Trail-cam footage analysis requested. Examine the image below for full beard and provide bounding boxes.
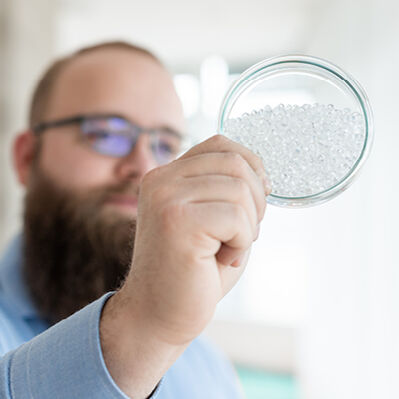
[23,167,137,324]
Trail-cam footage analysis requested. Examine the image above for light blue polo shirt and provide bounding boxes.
[0,236,243,398]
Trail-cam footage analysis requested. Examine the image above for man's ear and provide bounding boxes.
[13,130,37,187]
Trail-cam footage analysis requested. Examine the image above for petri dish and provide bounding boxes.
[218,55,374,207]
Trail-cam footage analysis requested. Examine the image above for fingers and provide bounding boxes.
[187,201,254,264]
[169,151,268,223]
[174,174,258,230]
[179,135,269,190]
[216,245,244,267]
[142,134,270,268]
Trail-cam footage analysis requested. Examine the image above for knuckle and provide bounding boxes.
[232,203,246,222]
[260,193,267,209]
[211,134,229,146]
[142,166,161,188]
[226,152,246,172]
[233,177,250,198]
[231,152,245,163]
[253,154,265,173]
[231,205,254,247]
[258,198,267,221]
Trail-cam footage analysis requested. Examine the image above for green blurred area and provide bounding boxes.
[235,366,298,399]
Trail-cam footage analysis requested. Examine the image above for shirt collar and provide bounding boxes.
[0,234,39,319]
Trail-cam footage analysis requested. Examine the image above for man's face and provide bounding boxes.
[21,49,185,322]
[38,48,185,216]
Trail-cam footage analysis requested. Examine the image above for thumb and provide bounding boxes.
[216,244,247,267]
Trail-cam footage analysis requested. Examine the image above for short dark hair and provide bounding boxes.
[29,41,162,128]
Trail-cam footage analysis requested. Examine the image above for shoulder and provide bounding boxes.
[0,296,27,356]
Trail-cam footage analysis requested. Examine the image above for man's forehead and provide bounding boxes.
[55,48,168,94]
[69,47,162,72]
[45,48,184,132]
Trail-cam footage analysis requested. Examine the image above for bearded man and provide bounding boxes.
[0,41,270,398]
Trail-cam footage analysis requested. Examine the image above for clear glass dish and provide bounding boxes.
[218,55,374,207]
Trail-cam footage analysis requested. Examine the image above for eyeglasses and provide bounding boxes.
[33,114,185,165]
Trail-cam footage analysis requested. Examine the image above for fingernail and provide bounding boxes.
[231,258,241,267]
[256,168,271,194]
[263,176,272,195]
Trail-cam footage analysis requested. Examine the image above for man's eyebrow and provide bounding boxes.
[159,125,184,139]
[106,113,184,139]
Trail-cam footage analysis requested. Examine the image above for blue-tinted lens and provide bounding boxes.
[81,117,135,157]
[151,131,182,165]
[91,133,133,157]
[81,116,182,162]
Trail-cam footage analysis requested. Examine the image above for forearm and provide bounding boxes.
[99,136,268,398]
[0,293,132,399]
[100,290,187,398]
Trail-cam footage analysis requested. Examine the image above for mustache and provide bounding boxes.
[92,181,140,203]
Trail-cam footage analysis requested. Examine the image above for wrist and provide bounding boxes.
[100,290,186,398]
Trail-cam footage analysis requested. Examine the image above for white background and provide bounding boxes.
[1,1,398,398]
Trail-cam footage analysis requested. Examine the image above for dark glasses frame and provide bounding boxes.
[32,113,184,140]
[32,113,189,164]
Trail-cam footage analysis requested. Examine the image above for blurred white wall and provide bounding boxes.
[0,1,398,398]
[0,0,56,250]
[297,2,399,398]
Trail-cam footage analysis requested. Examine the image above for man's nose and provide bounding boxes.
[115,134,158,182]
